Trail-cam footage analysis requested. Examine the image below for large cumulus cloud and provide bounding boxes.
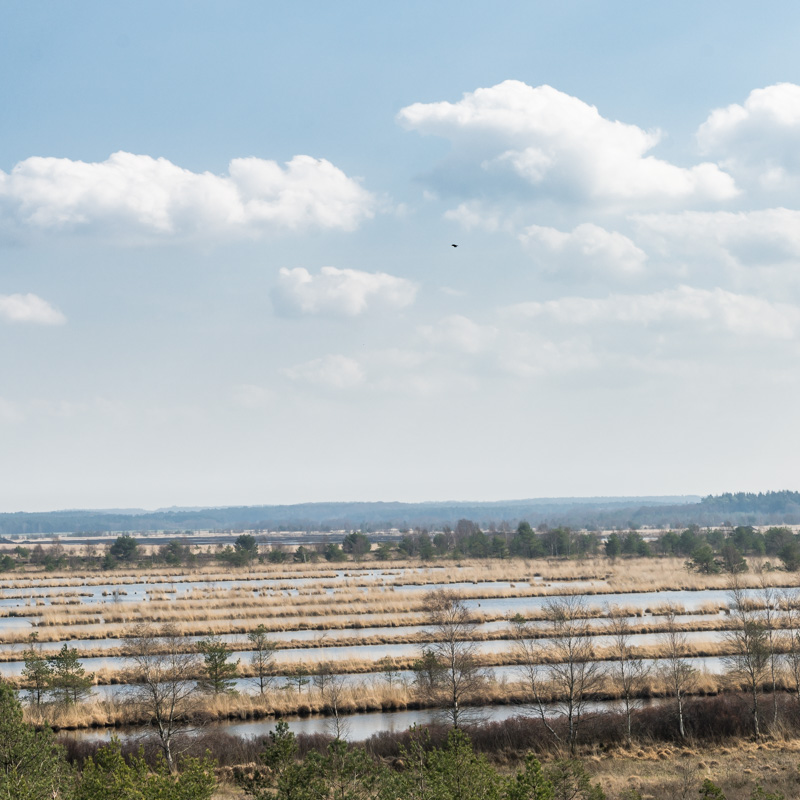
[698,83,800,190]
[399,80,737,205]
[0,152,376,239]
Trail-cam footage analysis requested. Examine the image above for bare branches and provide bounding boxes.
[513,595,604,755]
[782,589,800,701]
[313,662,350,740]
[658,604,695,739]
[419,590,486,728]
[123,621,201,773]
[606,605,652,747]
[723,579,770,739]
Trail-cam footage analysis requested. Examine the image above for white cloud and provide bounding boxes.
[419,314,498,354]
[519,222,646,277]
[499,335,600,378]
[0,151,376,239]
[417,314,600,378]
[284,354,365,389]
[0,293,65,324]
[635,208,800,268]
[697,83,800,188]
[0,397,23,423]
[443,201,509,232]
[231,384,274,409]
[510,286,800,339]
[364,348,428,370]
[398,80,737,204]
[272,266,417,317]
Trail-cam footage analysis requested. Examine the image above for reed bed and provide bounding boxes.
[18,661,783,733]
[0,634,749,696]
[0,602,731,648]
[0,616,746,663]
[0,575,737,628]
[1,555,794,593]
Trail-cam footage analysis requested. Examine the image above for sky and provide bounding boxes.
[2,1,800,511]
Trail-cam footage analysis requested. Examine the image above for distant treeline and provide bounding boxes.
[4,491,800,536]
[4,521,800,575]
[0,495,699,535]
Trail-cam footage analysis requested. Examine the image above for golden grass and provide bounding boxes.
[19,660,787,734]
[0,615,746,663]
[5,554,800,744]
[575,738,800,800]
[0,554,793,592]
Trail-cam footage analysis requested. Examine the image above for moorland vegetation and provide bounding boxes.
[4,520,800,797]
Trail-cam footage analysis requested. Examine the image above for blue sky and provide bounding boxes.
[3,1,800,511]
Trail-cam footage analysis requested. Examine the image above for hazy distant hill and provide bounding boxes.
[1,492,799,536]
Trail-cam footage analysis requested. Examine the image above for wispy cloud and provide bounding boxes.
[272,266,417,317]
[509,286,800,339]
[283,354,365,389]
[519,222,646,278]
[231,384,274,409]
[0,293,65,325]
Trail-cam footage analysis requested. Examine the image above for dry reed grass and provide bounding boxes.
[0,555,792,592]
[0,616,745,663]
[19,662,792,736]
[579,737,800,800]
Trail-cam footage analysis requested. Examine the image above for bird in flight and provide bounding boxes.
[451,244,458,248]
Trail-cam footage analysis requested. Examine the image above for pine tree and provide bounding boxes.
[0,681,73,799]
[198,635,239,694]
[75,737,216,800]
[49,643,92,705]
[22,633,53,706]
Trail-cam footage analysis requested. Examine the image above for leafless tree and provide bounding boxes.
[513,594,604,754]
[378,655,401,690]
[723,579,770,739]
[606,605,651,747]
[782,589,800,704]
[123,621,201,773]
[421,589,486,728]
[657,604,695,740]
[247,625,276,694]
[313,662,350,740]
[757,572,781,727]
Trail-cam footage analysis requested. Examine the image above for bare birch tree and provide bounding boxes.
[658,604,695,740]
[421,590,486,728]
[513,595,603,754]
[758,574,781,727]
[606,605,651,747]
[123,621,201,773]
[313,662,350,740]
[723,580,770,739]
[781,586,800,722]
[782,589,800,702]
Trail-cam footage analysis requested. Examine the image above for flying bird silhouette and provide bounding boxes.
[451,244,458,248]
